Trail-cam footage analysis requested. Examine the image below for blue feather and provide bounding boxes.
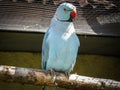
[41,2,80,90]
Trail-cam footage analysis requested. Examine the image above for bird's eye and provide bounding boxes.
[64,8,67,12]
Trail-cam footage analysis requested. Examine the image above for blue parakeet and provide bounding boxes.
[42,2,80,90]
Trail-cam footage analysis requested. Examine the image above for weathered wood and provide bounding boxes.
[0,65,120,90]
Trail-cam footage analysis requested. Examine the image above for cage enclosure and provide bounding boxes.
[0,0,120,90]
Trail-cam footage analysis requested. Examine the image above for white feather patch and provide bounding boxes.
[62,23,75,40]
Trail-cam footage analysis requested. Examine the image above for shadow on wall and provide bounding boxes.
[81,5,120,36]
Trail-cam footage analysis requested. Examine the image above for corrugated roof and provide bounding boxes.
[0,1,120,36]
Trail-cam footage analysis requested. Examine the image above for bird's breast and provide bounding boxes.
[46,29,79,72]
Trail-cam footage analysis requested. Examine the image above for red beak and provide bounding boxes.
[70,10,77,20]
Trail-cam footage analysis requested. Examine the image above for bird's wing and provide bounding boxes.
[68,33,80,72]
[42,28,50,69]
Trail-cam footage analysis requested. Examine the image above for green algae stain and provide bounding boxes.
[0,52,41,68]
[74,55,120,80]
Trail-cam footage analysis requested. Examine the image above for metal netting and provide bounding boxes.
[0,0,120,36]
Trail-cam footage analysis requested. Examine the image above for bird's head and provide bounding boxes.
[54,3,77,22]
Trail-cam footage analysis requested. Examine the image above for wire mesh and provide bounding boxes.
[0,0,120,36]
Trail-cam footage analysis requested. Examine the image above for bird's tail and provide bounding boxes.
[41,86,57,90]
[41,86,46,90]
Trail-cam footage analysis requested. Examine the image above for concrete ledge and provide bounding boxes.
[0,31,120,56]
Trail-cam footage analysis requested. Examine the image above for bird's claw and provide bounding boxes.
[65,72,70,79]
[49,69,56,83]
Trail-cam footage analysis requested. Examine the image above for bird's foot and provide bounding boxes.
[64,72,70,79]
[49,69,56,83]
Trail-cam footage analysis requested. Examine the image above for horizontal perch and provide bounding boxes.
[0,65,120,90]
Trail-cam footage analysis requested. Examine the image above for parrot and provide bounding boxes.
[41,2,80,90]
